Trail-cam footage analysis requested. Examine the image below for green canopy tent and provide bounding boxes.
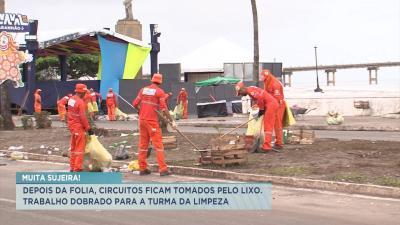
[194,76,241,101]
[195,76,241,87]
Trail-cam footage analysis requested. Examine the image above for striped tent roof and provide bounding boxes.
[36,29,149,57]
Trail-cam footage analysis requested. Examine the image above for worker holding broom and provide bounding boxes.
[235,81,280,153]
[67,83,93,172]
[133,73,176,176]
[260,69,286,150]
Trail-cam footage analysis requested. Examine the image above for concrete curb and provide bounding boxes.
[177,122,400,132]
[1,150,399,199]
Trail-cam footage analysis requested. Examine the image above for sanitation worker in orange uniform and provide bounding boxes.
[260,69,286,149]
[236,81,280,152]
[106,88,117,121]
[67,84,93,172]
[177,88,188,119]
[133,73,177,176]
[90,88,101,118]
[83,90,94,120]
[57,94,72,121]
[34,89,42,113]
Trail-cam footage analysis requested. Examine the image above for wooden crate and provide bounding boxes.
[199,136,248,167]
[163,136,177,150]
[287,129,315,144]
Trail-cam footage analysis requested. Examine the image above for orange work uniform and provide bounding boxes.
[57,95,69,121]
[34,90,42,113]
[177,89,188,119]
[246,86,279,151]
[67,95,90,172]
[263,73,286,146]
[132,84,168,173]
[106,90,117,121]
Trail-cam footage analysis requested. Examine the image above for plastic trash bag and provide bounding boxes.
[326,111,344,125]
[128,160,140,171]
[115,108,128,121]
[173,102,183,120]
[283,102,296,127]
[84,135,112,171]
[246,107,264,152]
[114,145,129,160]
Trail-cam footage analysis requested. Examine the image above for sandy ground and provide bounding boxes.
[1,127,400,187]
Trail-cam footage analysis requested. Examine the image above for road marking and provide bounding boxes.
[0,197,16,203]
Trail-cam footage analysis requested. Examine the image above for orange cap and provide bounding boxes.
[75,83,88,93]
[151,73,163,84]
[235,81,244,96]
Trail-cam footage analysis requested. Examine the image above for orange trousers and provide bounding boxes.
[262,103,279,150]
[34,104,41,113]
[138,120,168,173]
[58,105,66,121]
[69,131,86,172]
[107,104,116,121]
[182,101,188,119]
[274,101,286,146]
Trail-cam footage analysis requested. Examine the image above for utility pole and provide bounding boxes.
[250,0,259,86]
[314,46,323,93]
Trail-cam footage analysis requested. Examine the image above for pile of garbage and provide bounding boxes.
[326,111,344,125]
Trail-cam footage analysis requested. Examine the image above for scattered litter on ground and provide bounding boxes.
[8,145,24,150]
[10,151,24,160]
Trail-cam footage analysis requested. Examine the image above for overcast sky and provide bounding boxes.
[5,0,400,88]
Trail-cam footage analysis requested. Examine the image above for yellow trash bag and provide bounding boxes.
[84,135,112,171]
[87,102,94,113]
[128,160,140,171]
[283,102,296,127]
[173,102,183,120]
[246,107,264,139]
[115,107,128,120]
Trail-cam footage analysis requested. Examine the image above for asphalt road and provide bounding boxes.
[1,160,399,225]
[53,120,400,141]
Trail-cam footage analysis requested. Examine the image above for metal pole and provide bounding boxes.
[314,46,323,92]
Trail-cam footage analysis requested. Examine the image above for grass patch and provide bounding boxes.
[269,166,309,176]
[331,172,368,183]
[375,176,400,187]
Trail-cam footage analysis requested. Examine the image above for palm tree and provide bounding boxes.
[250,0,259,85]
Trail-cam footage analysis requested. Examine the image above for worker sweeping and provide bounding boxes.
[132,73,177,176]
[106,88,117,121]
[260,69,286,150]
[177,88,188,119]
[67,84,93,172]
[235,81,279,153]
[90,88,101,119]
[57,94,72,121]
[33,89,42,113]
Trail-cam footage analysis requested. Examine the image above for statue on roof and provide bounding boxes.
[123,0,134,20]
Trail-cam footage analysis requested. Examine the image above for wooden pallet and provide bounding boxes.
[199,136,248,167]
[199,149,248,167]
[163,136,177,150]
